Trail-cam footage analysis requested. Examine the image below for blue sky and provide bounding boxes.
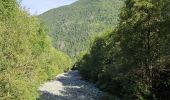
[20,0,78,15]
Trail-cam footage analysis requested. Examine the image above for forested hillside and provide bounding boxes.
[39,0,124,59]
[1,0,170,99]
[0,0,71,99]
[77,0,170,99]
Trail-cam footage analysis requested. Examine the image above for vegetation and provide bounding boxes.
[0,0,71,99]
[1,0,170,99]
[77,0,170,99]
[39,0,124,60]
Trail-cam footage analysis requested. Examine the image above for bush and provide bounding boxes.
[0,0,71,99]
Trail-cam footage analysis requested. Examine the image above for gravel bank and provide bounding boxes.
[39,70,103,100]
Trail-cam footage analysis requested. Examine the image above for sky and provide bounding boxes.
[20,0,78,15]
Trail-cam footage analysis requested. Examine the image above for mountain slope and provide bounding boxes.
[39,0,124,59]
[0,0,71,99]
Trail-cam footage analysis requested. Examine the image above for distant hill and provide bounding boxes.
[39,0,124,59]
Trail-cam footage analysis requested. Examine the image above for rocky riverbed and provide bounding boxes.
[39,70,103,100]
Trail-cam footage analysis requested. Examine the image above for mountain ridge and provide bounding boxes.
[39,0,124,59]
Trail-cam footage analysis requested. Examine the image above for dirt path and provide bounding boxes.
[39,70,103,100]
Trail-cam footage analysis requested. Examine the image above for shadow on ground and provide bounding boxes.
[38,70,103,100]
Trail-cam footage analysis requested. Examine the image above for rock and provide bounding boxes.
[39,70,103,100]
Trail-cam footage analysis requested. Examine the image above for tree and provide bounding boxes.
[78,0,170,99]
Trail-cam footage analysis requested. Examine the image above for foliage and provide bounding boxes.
[39,0,124,60]
[0,0,71,99]
[77,0,170,99]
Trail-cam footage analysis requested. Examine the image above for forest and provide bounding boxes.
[0,0,71,99]
[0,0,170,100]
[77,0,170,99]
[39,0,124,60]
